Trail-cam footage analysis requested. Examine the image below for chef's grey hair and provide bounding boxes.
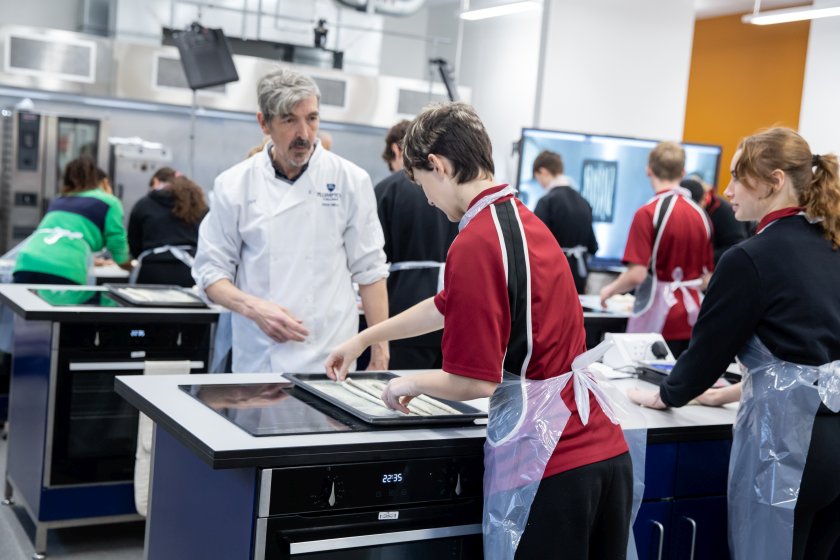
[257,68,321,122]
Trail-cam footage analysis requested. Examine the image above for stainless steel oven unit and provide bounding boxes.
[256,455,484,560]
[48,321,211,486]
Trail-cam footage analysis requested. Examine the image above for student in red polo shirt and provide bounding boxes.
[325,102,632,560]
[600,141,714,357]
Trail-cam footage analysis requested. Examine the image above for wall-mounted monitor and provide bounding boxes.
[516,128,722,269]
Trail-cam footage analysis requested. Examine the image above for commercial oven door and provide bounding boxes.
[49,357,204,486]
[256,500,483,560]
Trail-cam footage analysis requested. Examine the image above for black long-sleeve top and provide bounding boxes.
[128,190,205,262]
[374,170,459,348]
[660,215,840,407]
[533,186,599,294]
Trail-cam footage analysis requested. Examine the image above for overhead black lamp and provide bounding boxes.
[172,22,239,91]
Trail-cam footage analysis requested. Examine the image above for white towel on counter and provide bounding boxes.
[134,360,192,517]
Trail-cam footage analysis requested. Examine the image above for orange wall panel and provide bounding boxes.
[683,14,810,191]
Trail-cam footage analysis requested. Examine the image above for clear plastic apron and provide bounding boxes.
[483,340,647,560]
[728,335,840,559]
[627,190,703,334]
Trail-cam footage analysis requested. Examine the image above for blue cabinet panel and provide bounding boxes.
[674,439,731,498]
[643,443,678,500]
[635,501,672,560]
[670,496,729,560]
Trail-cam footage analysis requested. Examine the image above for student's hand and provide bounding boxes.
[381,376,418,414]
[325,336,367,381]
[366,342,389,371]
[250,299,310,343]
[694,382,742,407]
[599,285,616,308]
[627,388,668,409]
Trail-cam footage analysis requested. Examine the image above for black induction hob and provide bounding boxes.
[30,289,124,307]
[181,382,380,436]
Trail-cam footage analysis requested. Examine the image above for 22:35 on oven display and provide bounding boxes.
[381,473,404,484]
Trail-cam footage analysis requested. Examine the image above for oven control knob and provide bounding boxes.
[321,481,334,507]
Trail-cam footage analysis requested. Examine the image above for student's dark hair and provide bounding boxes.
[532,150,564,176]
[61,157,100,194]
[402,102,494,184]
[150,167,178,187]
[169,176,209,226]
[735,127,840,248]
[96,168,108,183]
[648,141,685,181]
[382,120,411,164]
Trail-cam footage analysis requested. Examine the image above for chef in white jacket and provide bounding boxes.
[193,67,390,373]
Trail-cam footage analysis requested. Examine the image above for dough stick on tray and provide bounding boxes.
[346,378,432,416]
[367,380,459,416]
[340,380,399,412]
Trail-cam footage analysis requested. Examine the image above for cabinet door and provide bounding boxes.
[634,501,672,560]
[669,496,729,560]
[643,443,678,500]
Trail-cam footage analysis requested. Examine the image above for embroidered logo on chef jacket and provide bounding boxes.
[316,182,341,207]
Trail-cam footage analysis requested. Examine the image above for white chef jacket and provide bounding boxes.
[193,141,388,373]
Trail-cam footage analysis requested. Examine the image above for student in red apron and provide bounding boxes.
[325,102,636,560]
[629,127,840,560]
[600,142,713,357]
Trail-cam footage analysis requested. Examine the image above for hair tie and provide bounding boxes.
[812,154,821,166]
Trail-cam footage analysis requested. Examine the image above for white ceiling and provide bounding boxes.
[425,0,813,20]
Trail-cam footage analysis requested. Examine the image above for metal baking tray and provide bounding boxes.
[286,372,487,426]
[105,284,208,308]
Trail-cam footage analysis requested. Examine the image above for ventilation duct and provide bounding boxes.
[333,0,427,16]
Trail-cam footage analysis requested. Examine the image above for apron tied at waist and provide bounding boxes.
[129,244,196,285]
[562,245,589,279]
[662,267,703,327]
[483,339,639,560]
[727,335,840,559]
[389,260,445,293]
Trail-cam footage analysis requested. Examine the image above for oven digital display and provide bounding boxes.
[381,473,404,484]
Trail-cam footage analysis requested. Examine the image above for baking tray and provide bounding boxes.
[105,284,207,308]
[286,372,487,426]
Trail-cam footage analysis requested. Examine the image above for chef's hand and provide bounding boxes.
[251,299,310,343]
[325,336,366,381]
[627,388,668,409]
[381,376,417,414]
[366,342,390,371]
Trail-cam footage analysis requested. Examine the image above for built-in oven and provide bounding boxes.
[48,321,211,486]
[256,455,484,560]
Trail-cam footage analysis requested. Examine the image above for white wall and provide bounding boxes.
[537,0,696,142]
[798,0,840,156]
[428,3,542,182]
[379,9,431,80]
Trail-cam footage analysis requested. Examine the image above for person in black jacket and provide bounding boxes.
[681,176,749,264]
[532,150,598,293]
[128,168,208,286]
[374,120,459,369]
[630,127,840,560]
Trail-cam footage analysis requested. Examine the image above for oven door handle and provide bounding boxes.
[68,361,204,371]
[286,524,481,554]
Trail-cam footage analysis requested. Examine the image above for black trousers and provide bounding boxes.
[515,452,633,560]
[792,412,840,560]
[12,270,77,284]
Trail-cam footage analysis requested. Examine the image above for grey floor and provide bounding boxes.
[0,431,145,560]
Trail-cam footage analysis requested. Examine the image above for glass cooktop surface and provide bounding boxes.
[31,289,124,307]
[180,382,376,436]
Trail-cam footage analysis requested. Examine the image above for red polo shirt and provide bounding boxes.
[434,186,627,478]
[623,190,714,340]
